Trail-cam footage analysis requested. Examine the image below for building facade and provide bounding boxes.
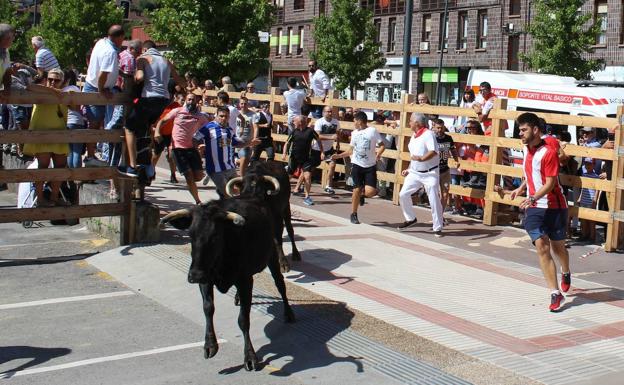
[269,0,624,104]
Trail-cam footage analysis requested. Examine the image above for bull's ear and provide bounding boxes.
[160,208,193,230]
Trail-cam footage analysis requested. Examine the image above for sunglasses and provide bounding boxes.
[217,114,228,118]
[48,77,61,83]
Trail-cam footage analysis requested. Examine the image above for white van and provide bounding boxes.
[465,69,624,144]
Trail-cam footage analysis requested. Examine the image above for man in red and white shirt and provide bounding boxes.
[509,112,570,312]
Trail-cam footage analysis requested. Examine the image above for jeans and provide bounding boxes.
[103,103,125,165]
[67,123,86,168]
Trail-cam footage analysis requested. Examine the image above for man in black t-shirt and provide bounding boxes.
[433,119,459,216]
[250,102,275,162]
[283,115,322,206]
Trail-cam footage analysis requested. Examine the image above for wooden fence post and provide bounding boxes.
[483,98,508,226]
[606,105,624,251]
[269,87,281,117]
[392,92,415,205]
[118,177,135,245]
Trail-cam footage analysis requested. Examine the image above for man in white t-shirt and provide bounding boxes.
[283,77,307,133]
[307,60,330,119]
[397,113,443,236]
[312,105,339,194]
[332,111,385,224]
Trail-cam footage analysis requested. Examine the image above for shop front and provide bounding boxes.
[419,67,469,106]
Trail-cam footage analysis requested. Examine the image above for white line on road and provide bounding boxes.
[0,340,227,378]
[0,291,136,310]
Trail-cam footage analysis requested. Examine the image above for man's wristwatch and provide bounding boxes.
[528,196,536,205]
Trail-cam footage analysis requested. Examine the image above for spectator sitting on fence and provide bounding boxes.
[219,75,236,92]
[22,68,72,207]
[473,81,497,131]
[31,36,60,83]
[578,158,600,243]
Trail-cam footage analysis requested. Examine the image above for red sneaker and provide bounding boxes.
[561,272,571,293]
[549,292,565,312]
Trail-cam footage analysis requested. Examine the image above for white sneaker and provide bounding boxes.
[84,157,109,167]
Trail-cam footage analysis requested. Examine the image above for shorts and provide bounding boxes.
[153,135,172,156]
[311,148,336,167]
[172,148,203,175]
[238,146,252,158]
[126,97,169,135]
[351,164,377,188]
[439,170,451,192]
[83,82,107,123]
[289,156,315,173]
[524,207,568,244]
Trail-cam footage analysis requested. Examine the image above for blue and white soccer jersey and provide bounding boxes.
[197,121,243,174]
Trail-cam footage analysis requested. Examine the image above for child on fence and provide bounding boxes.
[577,158,600,242]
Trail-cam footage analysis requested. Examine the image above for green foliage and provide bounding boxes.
[0,0,31,63]
[33,0,123,72]
[312,0,385,98]
[521,0,602,80]
[149,0,274,82]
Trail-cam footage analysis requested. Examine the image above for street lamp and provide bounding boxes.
[435,0,449,105]
[401,0,413,92]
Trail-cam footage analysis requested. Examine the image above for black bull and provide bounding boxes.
[160,198,295,371]
[225,161,302,272]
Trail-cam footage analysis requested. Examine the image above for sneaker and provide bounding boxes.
[303,197,314,206]
[549,292,565,312]
[397,218,418,230]
[84,157,109,167]
[350,213,360,224]
[324,186,335,195]
[561,272,571,293]
[360,195,365,206]
[170,175,179,184]
[434,230,443,238]
[201,175,209,186]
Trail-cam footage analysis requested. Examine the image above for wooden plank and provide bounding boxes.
[0,167,119,183]
[495,137,523,150]
[490,164,524,178]
[560,143,615,161]
[558,174,614,192]
[201,89,272,101]
[404,104,479,118]
[447,132,494,146]
[449,185,486,199]
[490,109,618,129]
[0,203,126,223]
[484,98,507,226]
[5,89,130,106]
[448,159,491,173]
[329,98,400,111]
[0,129,124,144]
[606,107,624,251]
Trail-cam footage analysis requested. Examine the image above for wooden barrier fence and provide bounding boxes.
[203,88,624,252]
[0,89,136,245]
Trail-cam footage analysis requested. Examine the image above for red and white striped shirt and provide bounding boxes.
[523,141,567,209]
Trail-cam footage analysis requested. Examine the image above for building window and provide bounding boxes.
[276,28,283,56]
[477,10,488,49]
[374,18,382,49]
[388,17,397,52]
[423,14,431,43]
[457,12,468,50]
[294,0,305,11]
[297,26,304,55]
[286,27,292,55]
[439,13,448,50]
[509,0,521,16]
[596,1,608,45]
[360,0,406,15]
[319,0,326,15]
[621,5,624,44]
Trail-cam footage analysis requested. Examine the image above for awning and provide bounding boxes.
[421,68,459,83]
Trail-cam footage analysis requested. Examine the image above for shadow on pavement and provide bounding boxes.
[561,287,624,311]
[286,249,355,284]
[0,346,72,378]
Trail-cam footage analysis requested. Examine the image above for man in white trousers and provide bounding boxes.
[398,113,444,237]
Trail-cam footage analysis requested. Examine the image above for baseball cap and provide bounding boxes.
[581,127,594,132]
[583,157,594,163]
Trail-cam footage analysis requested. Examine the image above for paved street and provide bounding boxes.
[2,165,624,384]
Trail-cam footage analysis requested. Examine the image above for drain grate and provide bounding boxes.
[139,243,472,385]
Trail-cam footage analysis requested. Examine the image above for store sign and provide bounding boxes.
[421,68,459,83]
[366,70,402,84]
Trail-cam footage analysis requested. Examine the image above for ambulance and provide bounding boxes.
[465,69,624,144]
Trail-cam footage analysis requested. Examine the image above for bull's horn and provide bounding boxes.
[225,211,245,226]
[160,209,192,225]
[225,177,244,197]
[262,176,281,195]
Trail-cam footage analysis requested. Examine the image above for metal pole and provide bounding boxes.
[435,0,449,105]
[401,0,414,92]
[33,0,38,27]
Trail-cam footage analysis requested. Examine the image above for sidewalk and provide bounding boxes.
[148,167,624,385]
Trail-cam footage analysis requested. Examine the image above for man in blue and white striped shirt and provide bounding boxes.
[196,106,259,198]
[31,36,59,81]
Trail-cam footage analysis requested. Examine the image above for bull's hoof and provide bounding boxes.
[204,343,219,359]
[291,250,302,262]
[279,258,291,273]
[284,308,296,323]
[244,351,259,371]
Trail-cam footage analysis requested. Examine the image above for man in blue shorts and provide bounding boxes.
[507,112,571,312]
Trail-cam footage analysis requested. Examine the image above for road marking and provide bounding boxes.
[0,291,135,310]
[0,340,226,378]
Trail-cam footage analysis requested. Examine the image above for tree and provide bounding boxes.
[0,0,31,63]
[149,0,274,83]
[312,0,385,99]
[33,0,123,71]
[521,0,602,80]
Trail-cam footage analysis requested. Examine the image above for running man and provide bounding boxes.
[502,112,571,312]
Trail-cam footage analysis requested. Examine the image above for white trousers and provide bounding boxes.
[399,170,444,231]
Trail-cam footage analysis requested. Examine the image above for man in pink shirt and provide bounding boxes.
[154,93,210,203]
